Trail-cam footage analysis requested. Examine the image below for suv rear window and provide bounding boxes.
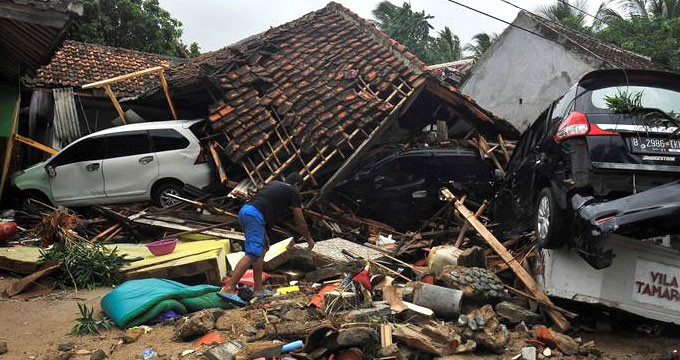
[578,73,680,117]
[590,86,680,115]
[150,128,189,152]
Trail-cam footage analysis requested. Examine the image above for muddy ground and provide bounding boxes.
[0,277,678,360]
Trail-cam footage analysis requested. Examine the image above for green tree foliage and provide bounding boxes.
[463,32,498,61]
[538,0,590,31]
[596,16,680,67]
[430,27,462,64]
[536,0,680,69]
[372,1,461,64]
[72,0,198,58]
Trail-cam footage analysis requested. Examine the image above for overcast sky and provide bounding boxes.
[159,0,602,54]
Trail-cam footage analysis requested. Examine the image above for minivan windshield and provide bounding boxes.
[590,85,680,115]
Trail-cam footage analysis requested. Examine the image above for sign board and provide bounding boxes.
[632,258,680,311]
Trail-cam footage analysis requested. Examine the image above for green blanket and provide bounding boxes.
[101,278,230,328]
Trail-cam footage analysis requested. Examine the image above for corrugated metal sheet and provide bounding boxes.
[52,87,81,145]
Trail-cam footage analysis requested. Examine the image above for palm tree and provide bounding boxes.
[464,32,498,60]
[372,1,435,62]
[538,0,589,30]
[595,0,680,21]
[430,27,462,63]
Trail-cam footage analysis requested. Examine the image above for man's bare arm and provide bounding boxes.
[292,207,314,250]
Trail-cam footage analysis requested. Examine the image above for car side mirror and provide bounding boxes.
[45,165,56,178]
[493,169,504,180]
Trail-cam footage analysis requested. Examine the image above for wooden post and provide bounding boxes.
[454,200,488,247]
[82,66,166,89]
[440,188,572,332]
[158,69,178,120]
[13,134,58,155]
[0,96,20,204]
[497,134,511,163]
[103,85,126,124]
[208,141,228,185]
[478,135,504,178]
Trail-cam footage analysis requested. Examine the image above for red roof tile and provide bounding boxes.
[33,40,175,96]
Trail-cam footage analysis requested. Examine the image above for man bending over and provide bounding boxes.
[219,173,315,304]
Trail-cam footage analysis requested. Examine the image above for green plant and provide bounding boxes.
[605,89,644,113]
[72,302,112,335]
[39,243,125,289]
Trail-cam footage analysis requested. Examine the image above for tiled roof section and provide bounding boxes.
[3,0,74,11]
[34,40,174,96]
[524,11,668,71]
[188,2,429,163]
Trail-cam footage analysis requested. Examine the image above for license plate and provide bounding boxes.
[628,137,680,154]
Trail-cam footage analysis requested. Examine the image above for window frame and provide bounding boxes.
[102,130,153,160]
[48,136,107,167]
[149,128,190,153]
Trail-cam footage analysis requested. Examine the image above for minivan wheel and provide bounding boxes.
[152,182,184,208]
[20,191,51,214]
[535,187,566,249]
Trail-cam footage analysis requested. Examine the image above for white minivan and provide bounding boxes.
[11,120,213,208]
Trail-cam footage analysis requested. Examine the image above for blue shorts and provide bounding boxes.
[239,204,267,259]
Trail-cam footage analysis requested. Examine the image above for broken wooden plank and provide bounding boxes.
[454,200,488,247]
[505,285,578,319]
[158,69,178,120]
[477,135,504,178]
[92,224,121,242]
[440,188,571,332]
[209,141,229,185]
[82,66,166,89]
[380,323,393,348]
[103,85,126,124]
[497,134,510,163]
[133,217,244,242]
[13,134,58,155]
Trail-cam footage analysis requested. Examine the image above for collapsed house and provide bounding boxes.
[427,59,475,87]
[462,10,670,131]
[140,2,518,199]
[0,0,83,201]
[19,40,182,165]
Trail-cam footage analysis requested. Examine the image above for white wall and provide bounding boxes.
[462,13,604,132]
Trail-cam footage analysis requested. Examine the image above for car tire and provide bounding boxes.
[534,187,566,249]
[439,266,505,302]
[152,182,184,208]
[19,191,51,214]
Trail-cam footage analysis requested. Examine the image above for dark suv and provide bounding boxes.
[333,148,497,230]
[496,69,680,269]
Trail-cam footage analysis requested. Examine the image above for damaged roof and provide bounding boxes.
[523,11,668,71]
[0,0,82,82]
[31,40,178,96]
[155,2,513,165]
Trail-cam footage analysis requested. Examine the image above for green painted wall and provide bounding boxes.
[0,83,20,137]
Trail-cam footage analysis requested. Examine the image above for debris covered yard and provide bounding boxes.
[3,1,680,360]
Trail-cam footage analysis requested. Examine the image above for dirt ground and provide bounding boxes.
[0,277,679,360]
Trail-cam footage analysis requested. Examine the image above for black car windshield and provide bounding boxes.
[589,85,680,115]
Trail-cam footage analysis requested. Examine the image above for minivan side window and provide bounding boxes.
[105,131,151,159]
[50,137,106,167]
[150,128,189,152]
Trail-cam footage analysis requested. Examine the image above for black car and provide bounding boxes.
[496,69,680,269]
[333,148,497,230]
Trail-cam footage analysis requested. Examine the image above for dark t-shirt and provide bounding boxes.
[247,181,301,226]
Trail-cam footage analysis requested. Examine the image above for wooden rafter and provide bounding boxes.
[82,66,178,121]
